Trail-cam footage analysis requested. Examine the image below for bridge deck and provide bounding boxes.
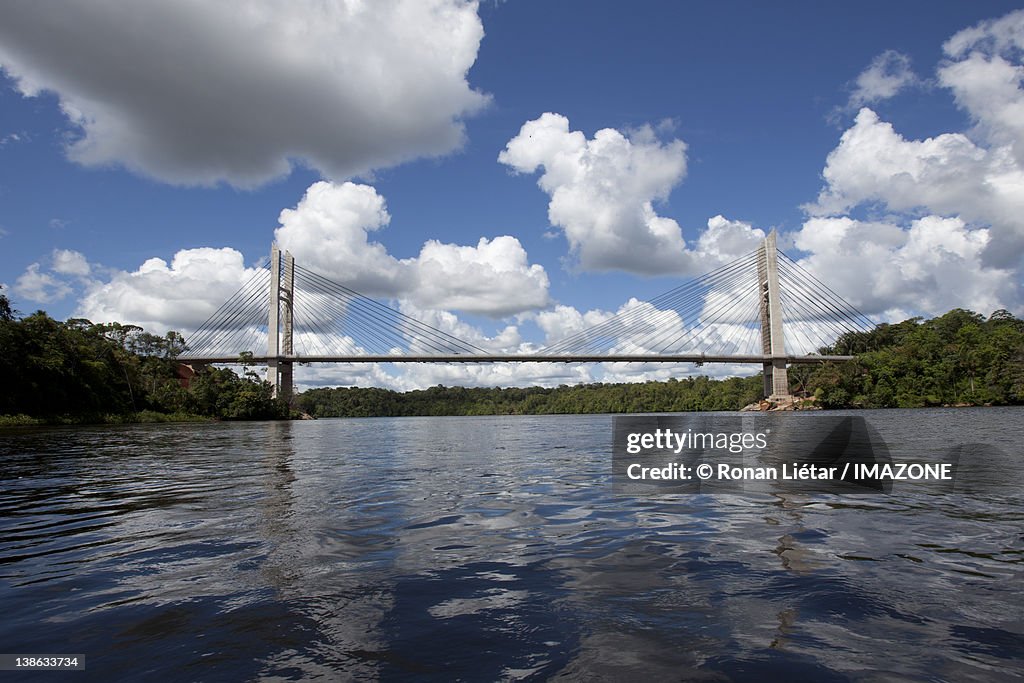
[177,354,854,364]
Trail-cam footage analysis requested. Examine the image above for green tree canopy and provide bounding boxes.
[0,308,288,421]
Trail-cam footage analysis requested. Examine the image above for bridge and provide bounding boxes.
[177,231,872,401]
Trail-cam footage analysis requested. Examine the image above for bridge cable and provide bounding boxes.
[292,263,486,355]
[293,272,458,355]
[539,252,755,353]
[186,263,271,357]
[778,253,875,329]
[540,250,760,356]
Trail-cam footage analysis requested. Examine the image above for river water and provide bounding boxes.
[0,408,1021,681]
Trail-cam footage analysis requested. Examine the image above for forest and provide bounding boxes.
[0,289,289,423]
[297,375,765,418]
[793,308,1024,409]
[298,309,1024,417]
[2,283,1022,422]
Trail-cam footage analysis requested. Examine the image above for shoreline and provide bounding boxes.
[4,401,1017,427]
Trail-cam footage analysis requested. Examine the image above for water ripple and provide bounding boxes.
[0,411,1021,680]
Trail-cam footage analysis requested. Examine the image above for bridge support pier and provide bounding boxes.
[267,246,295,402]
[758,231,790,398]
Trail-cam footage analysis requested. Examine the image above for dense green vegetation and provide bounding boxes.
[2,283,1021,421]
[297,375,765,417]
[299,308,1024,417]
[0,288,289,423]
[796,308,1024,409]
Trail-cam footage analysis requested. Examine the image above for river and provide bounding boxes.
[1,408,1022,681]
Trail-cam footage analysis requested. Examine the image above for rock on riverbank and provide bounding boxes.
[740,396,821,412]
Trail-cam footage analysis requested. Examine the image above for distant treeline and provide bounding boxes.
[298,308,1024,416]
[2,284,1021,422]
[297,375,765,418]
[0,289,289,423]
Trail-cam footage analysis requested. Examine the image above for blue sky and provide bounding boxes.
[1,1,1023,388]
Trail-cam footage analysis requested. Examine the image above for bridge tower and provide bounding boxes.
[267,245,295,401]
[757,231,789,398]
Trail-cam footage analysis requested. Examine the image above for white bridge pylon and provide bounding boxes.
[758,231,788,399]
[266,245,294,401]
[178,232,873,401]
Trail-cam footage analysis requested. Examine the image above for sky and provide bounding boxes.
[1,0,1023,390]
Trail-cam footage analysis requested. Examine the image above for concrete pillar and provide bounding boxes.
[267,246,281,394]
[758,231,789,398]
[267,245,295,401]
[279,251,295,402]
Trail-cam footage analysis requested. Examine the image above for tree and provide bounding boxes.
[804,308,1024,408]
[0,286,14,322]
[0,309,290,421]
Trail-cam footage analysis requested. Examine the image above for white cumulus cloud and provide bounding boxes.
[12,249,93,304]
[274,181,407,294]
[534,304,614,344]
[940,9,1024,167]
[0,0,488,187]
[806,107,1024,271]
[76,247,265,333]
[14,263,72,304]
[797,107,1022,316]
[499,112,687,274]
[397,302,526,354]
[412,237,550,316]
[51,249,90,277]
[792,216,1016,319]
[499,113,764,274]
[274,181,550,317]
[846,50,918,109]
[803,9,1024,310]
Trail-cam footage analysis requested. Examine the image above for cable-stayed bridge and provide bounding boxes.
[177,232,873,400]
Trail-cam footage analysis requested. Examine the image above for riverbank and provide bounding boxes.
[0,411,216,427]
